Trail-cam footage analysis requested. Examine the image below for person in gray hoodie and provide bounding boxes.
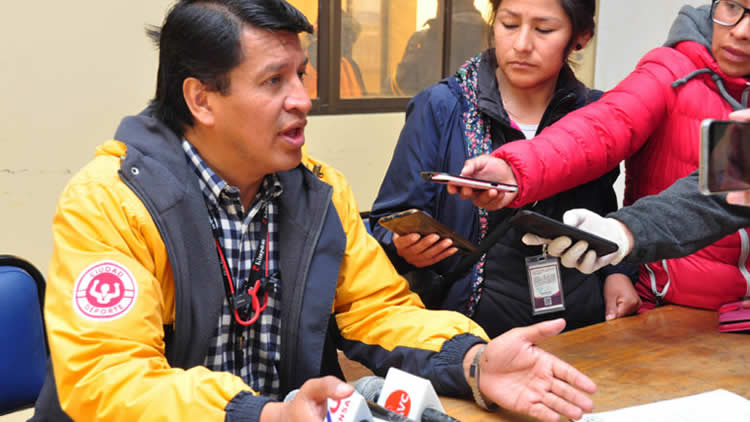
[523,105,750,272]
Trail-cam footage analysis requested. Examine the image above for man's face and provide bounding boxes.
[208,25,311,181]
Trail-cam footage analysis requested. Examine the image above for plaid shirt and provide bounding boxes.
[182,140,283,398]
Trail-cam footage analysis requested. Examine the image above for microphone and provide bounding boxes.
[353,376,386,402]
[284,387,411,422]
[327,392,375,422]
[354,369,460,422]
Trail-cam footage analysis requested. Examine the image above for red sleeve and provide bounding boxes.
[494,47,687,207]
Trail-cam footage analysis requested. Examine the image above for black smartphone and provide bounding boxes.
[699,119,750,194]
[510,210,618,256]
[377,209,478,254]
[420,171,518,192]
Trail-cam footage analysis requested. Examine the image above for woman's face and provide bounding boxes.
[712,0,750,77]
[493,0,583,89]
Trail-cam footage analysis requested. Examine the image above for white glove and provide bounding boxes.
[522,209,634,274]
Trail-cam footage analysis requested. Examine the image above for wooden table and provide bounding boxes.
[339,305,750,421]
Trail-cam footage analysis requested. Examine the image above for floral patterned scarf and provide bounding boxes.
[455,55,492,317]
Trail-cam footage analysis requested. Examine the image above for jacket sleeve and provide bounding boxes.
[612,170,750,264]
[369,85,461,274]
[494,47,683,207]
[46,170,263,421]
[316,158,489,397]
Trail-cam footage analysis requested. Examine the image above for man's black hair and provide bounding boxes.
[147,0,313,136]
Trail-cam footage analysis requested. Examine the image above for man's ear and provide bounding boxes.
[183,77,214,127]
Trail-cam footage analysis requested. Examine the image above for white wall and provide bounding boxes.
[0,1,404,275]
[596,0,708,90]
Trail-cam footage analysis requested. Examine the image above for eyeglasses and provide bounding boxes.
[712,0,750,27]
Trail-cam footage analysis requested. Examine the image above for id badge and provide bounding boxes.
[525,254,565,315]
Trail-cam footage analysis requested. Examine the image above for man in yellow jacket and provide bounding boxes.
[31,1,596,421]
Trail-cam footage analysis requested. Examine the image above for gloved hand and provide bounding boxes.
[522,209,634,274]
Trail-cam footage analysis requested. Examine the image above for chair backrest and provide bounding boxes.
[0,255,47,414]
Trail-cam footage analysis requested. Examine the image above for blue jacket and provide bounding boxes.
[371,51,637,337]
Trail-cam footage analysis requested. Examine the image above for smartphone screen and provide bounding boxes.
[377,208,478,254]
[700,119,750,194]
[420,171,518,192]
[510,210,618,255]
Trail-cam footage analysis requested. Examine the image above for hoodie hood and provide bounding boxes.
[664,4,750,110]
[664,4,713,50]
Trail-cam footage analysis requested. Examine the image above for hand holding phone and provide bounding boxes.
[512,210,629,277]
[378,209,478,255]
[512,210,619,255]
[421,171,518,192]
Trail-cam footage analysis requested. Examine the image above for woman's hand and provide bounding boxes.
[603,274,641,320]
[446,155,519,210]
[393,232,457,267]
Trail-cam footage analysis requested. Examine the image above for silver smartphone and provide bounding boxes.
[699,119,750,195]
[420,171,518,192]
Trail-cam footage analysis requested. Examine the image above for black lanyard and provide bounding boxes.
[210,206,278,326]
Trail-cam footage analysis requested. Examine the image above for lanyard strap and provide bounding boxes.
[210,206,275,326]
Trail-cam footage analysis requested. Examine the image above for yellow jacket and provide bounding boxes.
[39,112,488,422]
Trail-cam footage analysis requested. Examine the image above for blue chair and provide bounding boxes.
[0,255,47,415]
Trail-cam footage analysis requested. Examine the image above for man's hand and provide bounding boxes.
[603,274,641,321]
[468,319,597,422]
[522,209,634,274]
[393,232,457,268]
[446,155,518,210]
[262,376,353,422]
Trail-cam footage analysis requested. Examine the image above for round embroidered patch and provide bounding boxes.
[72,261,138,321]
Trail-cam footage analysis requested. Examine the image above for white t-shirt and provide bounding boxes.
[516,122,539,139]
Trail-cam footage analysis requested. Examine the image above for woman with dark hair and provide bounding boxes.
[370,0,639,338]
[458,1,750,314]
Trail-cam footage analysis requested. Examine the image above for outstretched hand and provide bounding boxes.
[479,319,596,422]
[446,155,519,210]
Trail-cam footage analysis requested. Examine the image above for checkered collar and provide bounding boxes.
[181,138,283,212]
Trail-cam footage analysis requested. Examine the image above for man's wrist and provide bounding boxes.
[612,218,635,260]
[467,344,498,411]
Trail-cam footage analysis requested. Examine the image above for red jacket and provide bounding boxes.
[494,40,750,310]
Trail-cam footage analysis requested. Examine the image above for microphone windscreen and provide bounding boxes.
[353,376,385,402]
[283,389,299,402]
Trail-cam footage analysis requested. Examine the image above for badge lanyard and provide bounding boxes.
[210,207,277,326]
[525,244,566,315]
